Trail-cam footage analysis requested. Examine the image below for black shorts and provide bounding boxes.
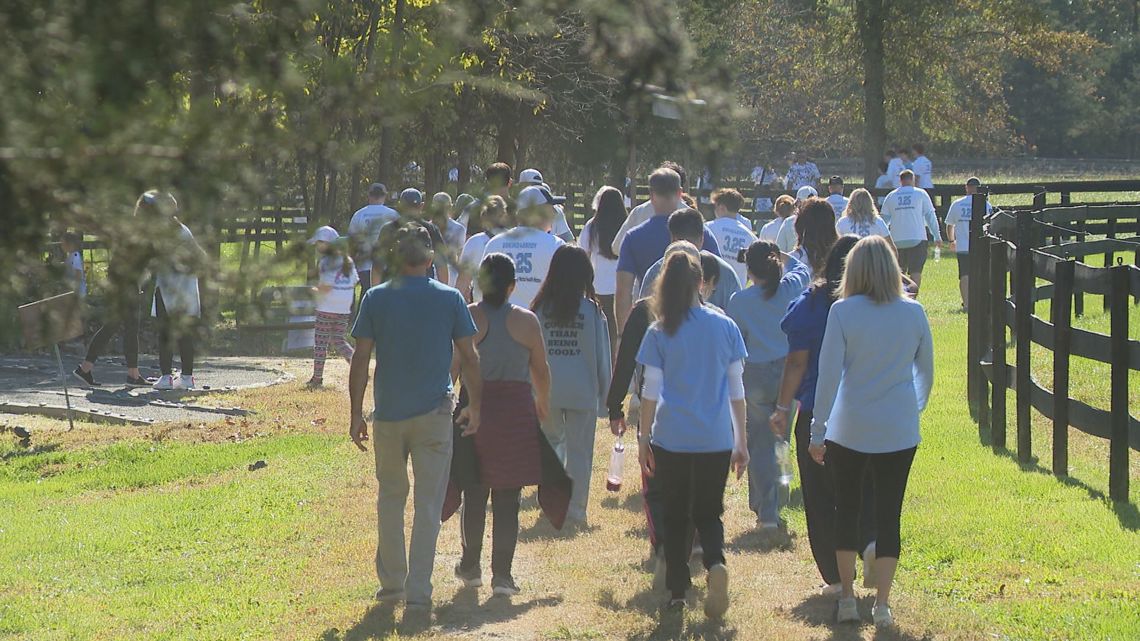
[897,241,928,275]
[956,253,970,279]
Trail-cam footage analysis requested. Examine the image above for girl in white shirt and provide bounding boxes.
[836,188,892,240]
[578,186,627,355]
[307,226,358,387]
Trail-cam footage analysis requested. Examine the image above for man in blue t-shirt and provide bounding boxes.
[349,224,483,609]
[615,167,721,330]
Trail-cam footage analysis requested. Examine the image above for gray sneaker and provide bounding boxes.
[837,596,860,623]
[491,576,520,596]
[454,562,483,587]
[704,563,729,619]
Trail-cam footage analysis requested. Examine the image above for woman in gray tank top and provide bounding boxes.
[453,253,553,597]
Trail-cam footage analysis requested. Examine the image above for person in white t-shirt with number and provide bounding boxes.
[885,150,906,189]
[881,170,942,294]
[706,188,757,285]
[836,188,891,240]
[482,185,566,307]
[456,196,512,302]
[824,176,849,220]
[306,226,357,387]
[759,195,795,244]
[347,183,399,291]
[516,168,574,242]
[944,177,992,311]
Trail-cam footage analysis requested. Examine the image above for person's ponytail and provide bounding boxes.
[652,252,702,336]
[745,240,782,300]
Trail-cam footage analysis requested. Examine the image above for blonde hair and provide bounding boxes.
[842,188,878,226]
[841,235,904,303]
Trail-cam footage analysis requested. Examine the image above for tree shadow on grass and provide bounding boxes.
[725,526,796,554]
[434,588,562,635]
[597,587,740,641]
[786,594,934,641]
[991,446,1139,531]
[0,442,59,461]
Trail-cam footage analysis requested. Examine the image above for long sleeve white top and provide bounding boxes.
[810,295,934,452]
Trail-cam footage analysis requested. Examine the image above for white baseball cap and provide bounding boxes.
[308,225,340,244]
[516,185,556,210]
[795,185,818,201]
[518,168,544,184]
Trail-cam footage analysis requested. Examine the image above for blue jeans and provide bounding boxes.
[744,358,786,524]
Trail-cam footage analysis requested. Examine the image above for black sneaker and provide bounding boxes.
[454,562,482,587]
[72,367,99,387]
[491,576,520,596]
[125,375,149,387]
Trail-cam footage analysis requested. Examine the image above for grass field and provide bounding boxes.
[1,257,1138,641]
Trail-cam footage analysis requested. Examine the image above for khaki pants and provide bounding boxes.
[373,405,453,605]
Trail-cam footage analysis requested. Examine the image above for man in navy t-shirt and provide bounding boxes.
[615,168,721,329]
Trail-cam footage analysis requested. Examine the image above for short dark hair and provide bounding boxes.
[912,143,925,155]
[649,168,682,196]
[711,188,744,213]
[659,161,687,188]
[667,208,705,244]
[699,251,721,287]
[368,183,387,199]
[394,223,433,267]
[485,162,512,188]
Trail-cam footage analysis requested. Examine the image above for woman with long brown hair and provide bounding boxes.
[531,245,612,528]
[792,197,840,277]
[635,250,749,618]
[579,186,626,355]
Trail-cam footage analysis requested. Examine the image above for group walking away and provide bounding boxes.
[342,158,936,630]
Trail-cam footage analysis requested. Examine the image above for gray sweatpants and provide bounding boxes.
[373,405,453,605]
[541,408,597,523]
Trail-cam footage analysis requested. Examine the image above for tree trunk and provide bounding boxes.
[856,0,887,187]
[378,0,407,186]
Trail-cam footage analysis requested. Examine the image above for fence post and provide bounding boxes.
[1075,215,1086,317]
[1108,264,1131,502]
[1103,218,1117,312]
[1014,208,1035,464]
[990,238,1008,451]
[1052,259,1074,477]
[968,190,990,430]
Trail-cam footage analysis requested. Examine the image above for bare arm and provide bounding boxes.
[769,349,808,438]
[349,337,374,451]
[731,398,748,479]
[616,271,635,332]
[454,336,482,436]
[456,272,474,303]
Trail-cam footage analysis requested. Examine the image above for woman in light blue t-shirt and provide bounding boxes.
[635,250,749,619]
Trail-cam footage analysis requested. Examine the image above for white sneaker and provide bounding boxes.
[836,596,860,623]
[176,374,195,390]
[152,375,175,391]
[704,563,729,619]
[873,603,894,628]
[862,542,877,589]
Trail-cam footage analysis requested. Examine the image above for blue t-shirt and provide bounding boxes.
[727,258,812,364]
[780,287,833,411]
[352,276,476,422]
[616,215,722,283]
[636,305,748,453]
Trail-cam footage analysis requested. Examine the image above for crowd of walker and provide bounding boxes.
[60,152,990,628]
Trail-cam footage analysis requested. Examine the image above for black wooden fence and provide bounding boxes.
[965,192,1139,501]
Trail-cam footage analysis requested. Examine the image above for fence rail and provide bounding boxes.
[966,191,1139,501]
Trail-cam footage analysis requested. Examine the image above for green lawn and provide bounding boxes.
[1,257,1137,641]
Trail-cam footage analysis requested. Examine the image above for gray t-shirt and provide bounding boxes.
[537,298,612,413]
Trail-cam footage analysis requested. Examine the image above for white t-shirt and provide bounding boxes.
[826,194,849,219]
[347,204,398,272]
[775,215,798,253]
[459,232,494,302]
[316,256,359,313]
[67,251,87,297]
[885,157,906,188]
[758,217,784,243]
[911,155,933,189]
[945,196,993,254]
[836,216,891,240]
[874,174,892,206]
[153,224,201,317]
[705,217,757,285]
[440,218,467,286]
[610,199,656,255]
[750,166,766,183]
[483,226,566,308]
[578,220,618,296]
[882,186,941,246]
[553,205,574,241]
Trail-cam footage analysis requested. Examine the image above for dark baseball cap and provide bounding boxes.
[829,176,843,186]
[368,182,388,197]
[399,188,424,206]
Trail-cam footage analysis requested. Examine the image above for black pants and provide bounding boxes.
[459,485,521,580]
[654,445,730,598]
[795,410,876,585]
[154,290,196,376]
[84,288,141,369]
[825,439,917,560]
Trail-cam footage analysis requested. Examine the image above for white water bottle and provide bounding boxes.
[774,440,792,486]
[606,436,625,492]
[934,243,942,262]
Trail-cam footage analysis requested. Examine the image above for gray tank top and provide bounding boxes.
[477,302,532,383]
